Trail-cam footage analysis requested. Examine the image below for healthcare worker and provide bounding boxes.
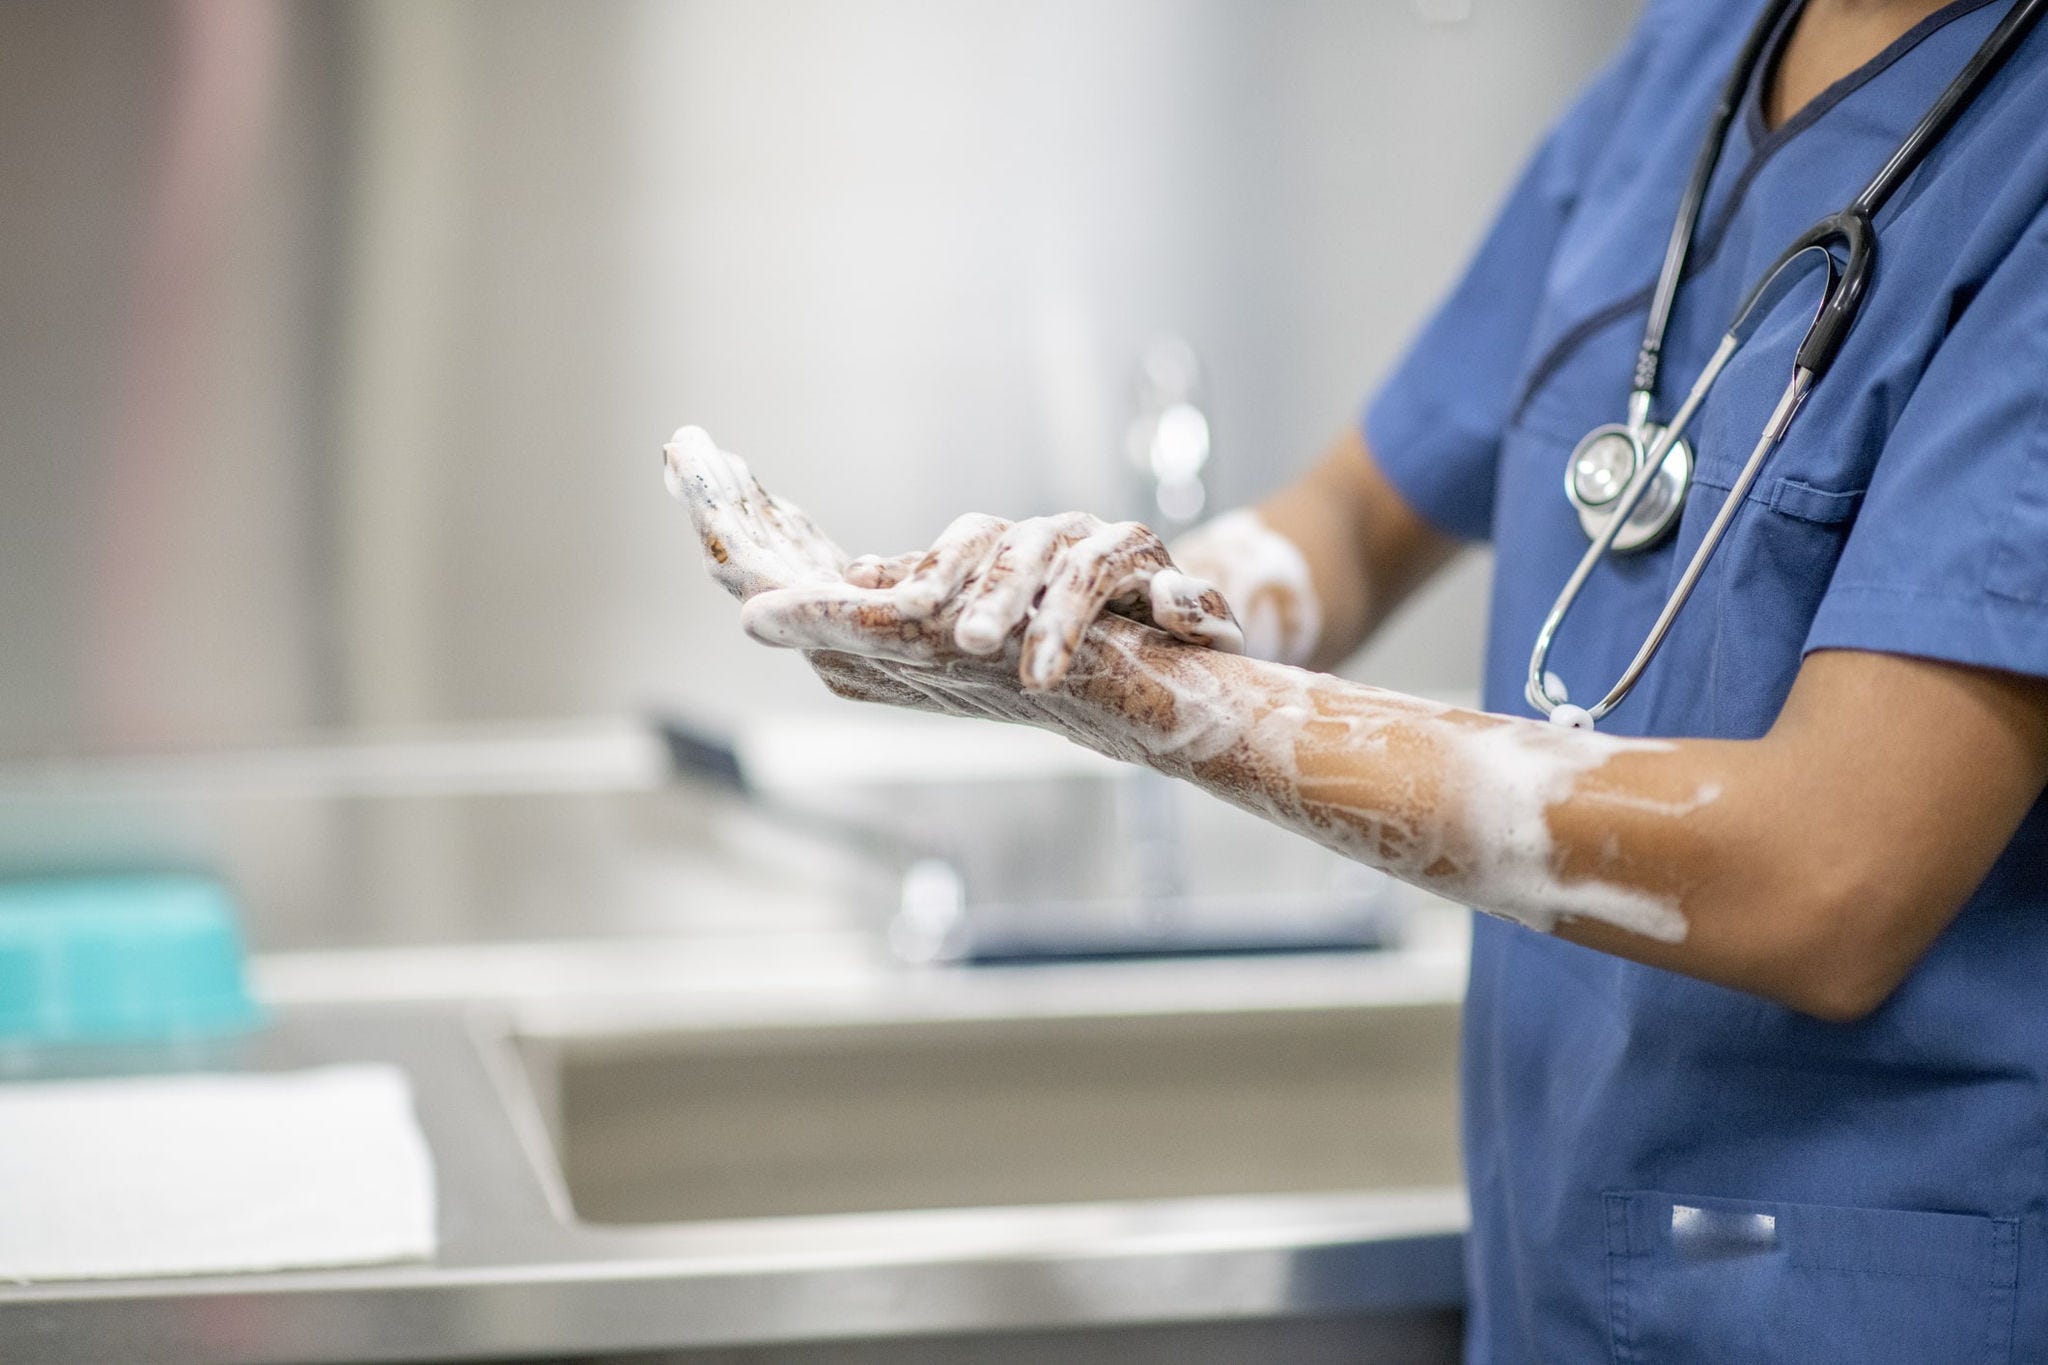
[670,0,2048,1358]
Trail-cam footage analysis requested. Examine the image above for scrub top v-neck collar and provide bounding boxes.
[1507,0,2015,429]
[1740,0,2012,151]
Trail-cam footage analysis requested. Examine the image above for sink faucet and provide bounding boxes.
[1122,334,1216,929]
[1125,334,1212,533]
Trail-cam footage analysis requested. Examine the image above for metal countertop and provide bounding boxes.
[0,962,1467,1363]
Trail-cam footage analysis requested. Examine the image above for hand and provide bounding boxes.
[877,511,1244,691]
[662,427,946,713]
[663,428,1244,755]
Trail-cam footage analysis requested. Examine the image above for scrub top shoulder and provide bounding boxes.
[1361,1,2048,1361]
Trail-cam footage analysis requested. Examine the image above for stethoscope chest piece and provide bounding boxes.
[1565,422,1693,553]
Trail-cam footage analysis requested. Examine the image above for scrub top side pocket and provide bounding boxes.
[1604,1190,2018,1365]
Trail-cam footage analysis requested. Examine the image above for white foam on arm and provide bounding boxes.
[1041,641,1700,944]
[1169,510,1324,667]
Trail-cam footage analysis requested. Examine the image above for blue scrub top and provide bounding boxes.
[1364,0,2048,1359]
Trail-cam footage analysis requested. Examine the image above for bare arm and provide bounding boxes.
[1553,648,2048,1019]
[1238,427,1463,669]
[670,432,2048,1023]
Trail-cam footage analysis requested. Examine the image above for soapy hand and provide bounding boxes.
[663,427,1257,763]
[664,426,1242,693]
[886,512,1244,691]
[1166,510,1324,668]
[661,426,1176,722]
[661,425,849,599]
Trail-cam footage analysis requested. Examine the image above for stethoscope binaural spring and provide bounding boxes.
[1529,0,2046,729]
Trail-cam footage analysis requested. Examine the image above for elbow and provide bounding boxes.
[1762,938,1903,1025]
[1778,969,1895,1026]
[1755,874,1925,1025]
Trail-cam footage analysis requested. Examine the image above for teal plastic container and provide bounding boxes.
[0,875,264,1043]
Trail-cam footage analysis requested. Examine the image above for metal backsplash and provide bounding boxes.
[1,0,1636,758]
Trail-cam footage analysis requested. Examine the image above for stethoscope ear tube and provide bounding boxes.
[1728,235,1851,355]
[1630,0,1804,401]
[1727,212,1873,381]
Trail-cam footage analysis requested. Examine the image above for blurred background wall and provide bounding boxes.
[0,0,1639,759]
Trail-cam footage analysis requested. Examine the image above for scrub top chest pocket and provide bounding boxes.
[1604,1191,2019,1365]
[1486,396,1866,738]
[1681,306,1871,732]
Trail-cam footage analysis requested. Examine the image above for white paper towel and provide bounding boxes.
[0,1063,437,1282]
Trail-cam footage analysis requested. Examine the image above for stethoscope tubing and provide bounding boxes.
[1526,334,1739,718]
[1530,239,1841,719]
[1558,371,1813,723]
[1632,0,1802,400]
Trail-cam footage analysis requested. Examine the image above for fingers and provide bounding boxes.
[843,552,921,589]
[896,513,1008,618]
[662,426,850,596]
[742,467,851,581]
[660,430,698,502]
[692,458,1247,697]
[718,445,848,582]
[1017,522,1167,690]
[952,513,1093,655]
[664,427,768,598]
[740,584,943,664]
[1147,568,1246,654]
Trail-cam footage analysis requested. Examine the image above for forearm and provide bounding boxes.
[1052,623,1697,935]
[1038,624,1870,1013]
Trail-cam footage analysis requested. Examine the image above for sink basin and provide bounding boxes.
[525,1000,1459,1225]
[4,983,1469,1363]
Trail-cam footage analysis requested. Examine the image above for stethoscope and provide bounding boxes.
[1528,0,2045,729]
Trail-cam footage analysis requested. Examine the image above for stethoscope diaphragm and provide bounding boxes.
[1565,422,1693,553]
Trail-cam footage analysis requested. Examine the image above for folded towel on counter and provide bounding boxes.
[0,1063,436,1282]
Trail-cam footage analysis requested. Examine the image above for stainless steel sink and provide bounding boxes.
[524,1001,1460,1225]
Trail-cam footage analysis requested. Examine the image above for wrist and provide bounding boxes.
[1169,510,1324,667]
[1048,619,1268,778]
